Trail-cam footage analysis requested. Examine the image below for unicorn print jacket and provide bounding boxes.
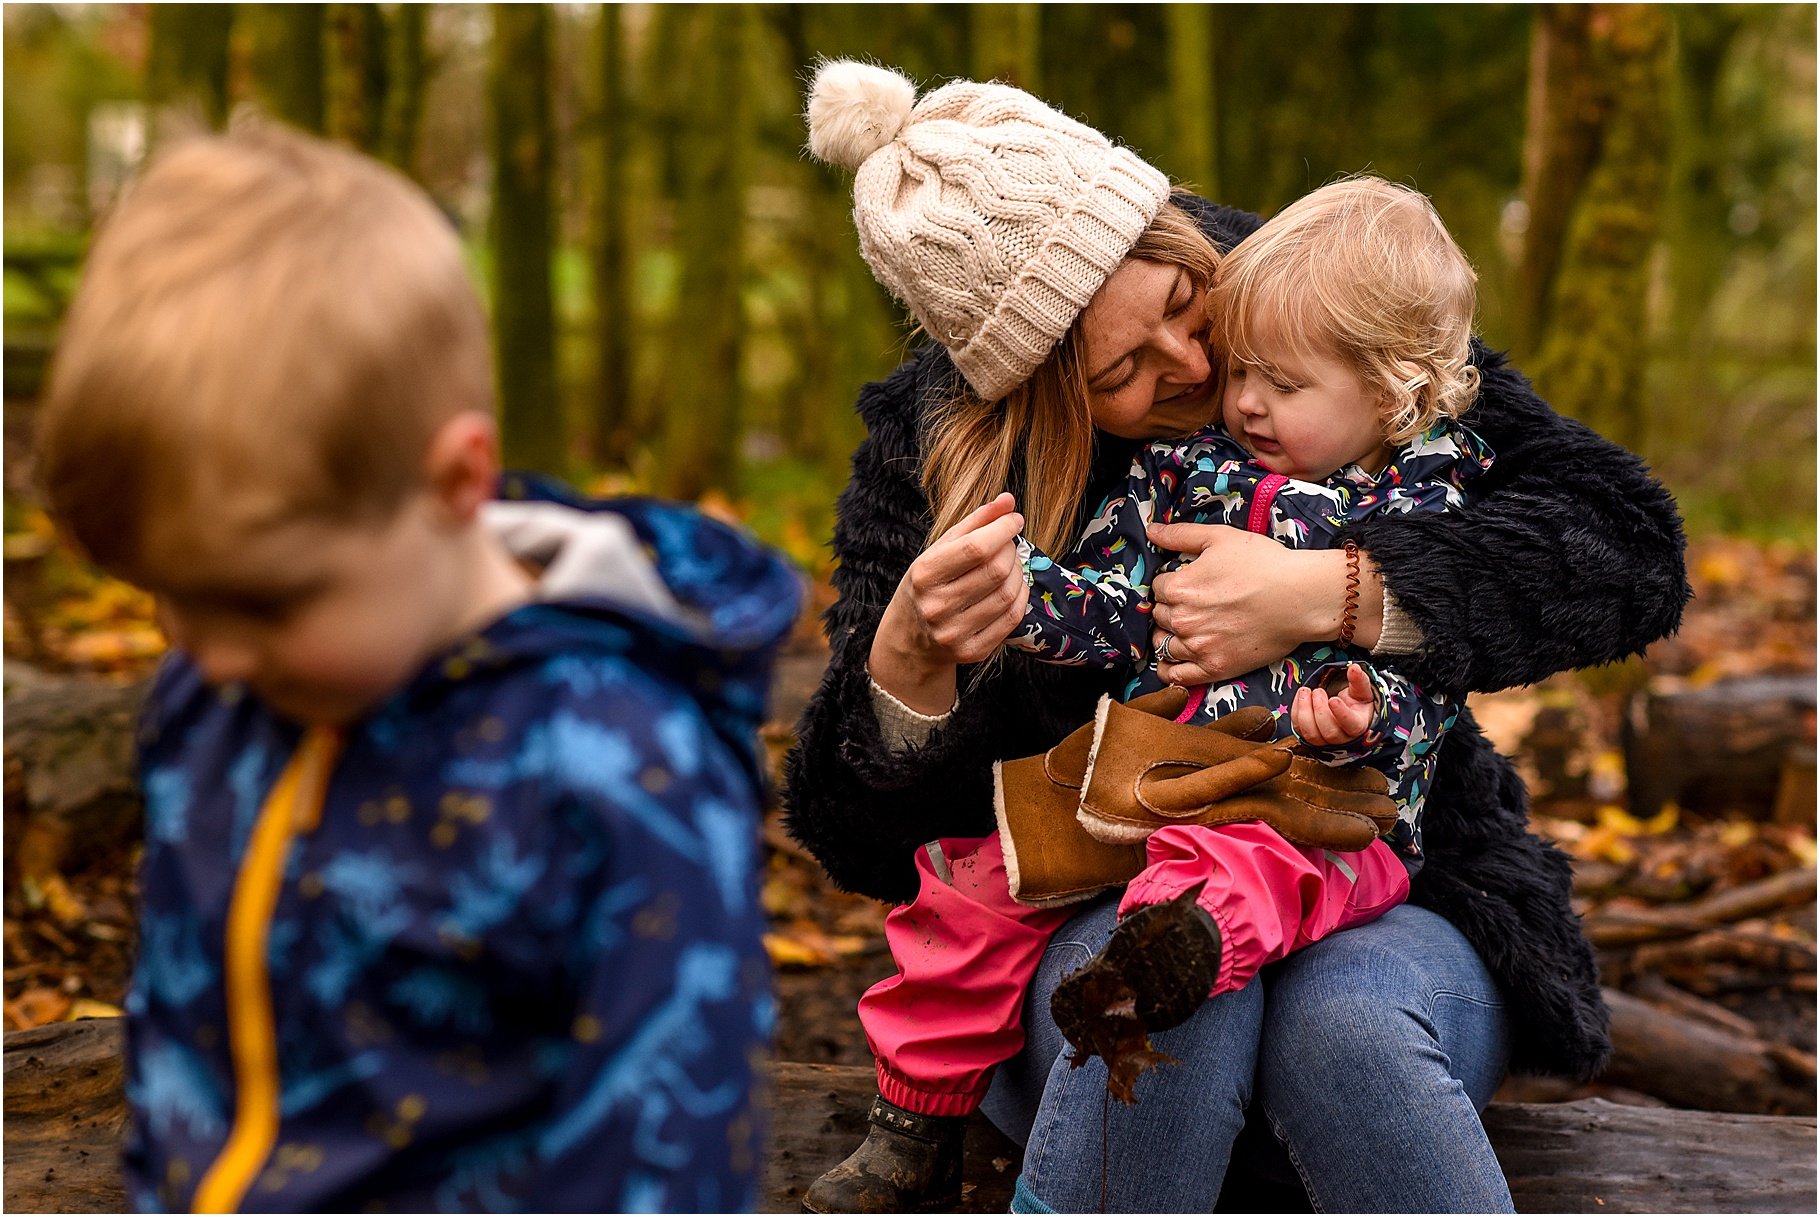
[1010,421,1493,868]
[124,476,801,1213]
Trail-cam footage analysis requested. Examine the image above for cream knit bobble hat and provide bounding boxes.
[806,60,1173,402]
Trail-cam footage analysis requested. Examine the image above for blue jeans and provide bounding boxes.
[980,899,1513,1213]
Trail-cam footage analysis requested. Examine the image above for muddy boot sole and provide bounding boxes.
[1050,886,1223,1081]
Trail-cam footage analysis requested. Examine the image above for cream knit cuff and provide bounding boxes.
[868,672,957,753]
[1372,585,1425,656]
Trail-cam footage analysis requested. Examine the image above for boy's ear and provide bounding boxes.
[422,411,501,524]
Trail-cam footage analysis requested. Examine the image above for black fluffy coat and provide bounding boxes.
[781,196,1691,1080]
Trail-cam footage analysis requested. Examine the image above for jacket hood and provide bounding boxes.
[377,474,803,781]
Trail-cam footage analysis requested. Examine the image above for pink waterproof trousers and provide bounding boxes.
[860,821,1411,1115]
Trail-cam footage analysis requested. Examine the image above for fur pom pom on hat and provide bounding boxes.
[806,61,917,169]
[805,60,1172,402]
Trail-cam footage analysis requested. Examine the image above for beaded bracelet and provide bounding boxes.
[1339,539,1361,646]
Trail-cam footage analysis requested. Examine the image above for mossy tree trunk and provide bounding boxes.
[490,3,563,476]
[763,4,904,474]
[243,4,325,133]
[379,2,427,175]
[1513,5,1608,356]
[325,2,387,153]
[970,3,1041,92]
[146,4,235,137]
[1165,5,1218,197]
[660,6,748,500]
[1660,7,1748,409]
[1530,4,1673,452]
[589,2,634,469]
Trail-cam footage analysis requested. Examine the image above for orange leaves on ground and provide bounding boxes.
[1653,537,1815,683]
[5,515,166,679]
[759,806,887,972]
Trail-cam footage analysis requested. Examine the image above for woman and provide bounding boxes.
[785,63,1688,1212]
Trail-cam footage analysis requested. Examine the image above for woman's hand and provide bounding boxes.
[1146,522,1384,686]
[868,492,1031,715]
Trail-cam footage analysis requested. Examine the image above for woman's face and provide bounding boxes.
[1078,259,1217,440]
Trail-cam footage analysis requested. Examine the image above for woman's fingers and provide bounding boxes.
[1156,656,1215,688]
[914,505,1026,592]
[955,575,1031,662]
[1146,521,1226,560]
[1150,596,1176,635]
[937,491,1018,543]
[921,553,1031,655]
[1144,525,1324,683]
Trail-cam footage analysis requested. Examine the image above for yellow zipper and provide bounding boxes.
[192,727,342,1214]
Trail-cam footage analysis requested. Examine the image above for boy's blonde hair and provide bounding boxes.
[37,122,491,571]
[1210,176,1479,444]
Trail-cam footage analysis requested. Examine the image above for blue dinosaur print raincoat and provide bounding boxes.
[124,476,802,1213]
[1010,421,1493,868]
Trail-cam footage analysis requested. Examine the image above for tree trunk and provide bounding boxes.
[243,3,325,133]
[1512,5,1606,356]
[1165,6,1218,197]
[379,1,427,175]
[589,2,634,469]
[969,3,1041,93]
[490,3,563,476]
[767,3,889,471]
[1623,673,1816,820]
[325,2,388,153]
[659,6,747,500]
[145,4,235,137]
[1527,4,1674,451]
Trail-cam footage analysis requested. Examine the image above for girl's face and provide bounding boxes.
[1078,259,1218,440]
[1220,344,1390,481]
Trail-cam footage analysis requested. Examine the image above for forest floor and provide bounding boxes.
[3,531,1814,1112]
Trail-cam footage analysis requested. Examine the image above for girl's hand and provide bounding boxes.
[1290,663,1376,746]
[1145,522,1384,686]
[868,492,1030,715]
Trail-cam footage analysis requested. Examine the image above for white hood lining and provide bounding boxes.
[482,500,703,631]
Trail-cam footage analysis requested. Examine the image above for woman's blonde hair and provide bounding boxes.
[1210,176,1479,445]
[920,195,1220,554]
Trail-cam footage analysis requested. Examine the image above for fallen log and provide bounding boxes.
[2,670,147,889]
[1623,673,1815,820]
[1601,988,1815,1115]
[1481,1098,1816,1214]
[1583,868,1817,949]
[7,1021,1816,1214]
[1627,973,1763,1039]
[1683,866,1818,924]
[1629,926,1816,976]
[3,1019,129,1214]
[1585,906,1720,948]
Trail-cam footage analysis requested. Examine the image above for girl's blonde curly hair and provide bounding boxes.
[1209,176,1480,444]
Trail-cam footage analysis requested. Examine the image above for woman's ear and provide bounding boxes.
[422,411,501,524]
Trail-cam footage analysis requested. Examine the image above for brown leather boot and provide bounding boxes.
[992,687,1191,906]
[1048,884,1224,1103]
[802,1097,966,1213]
[1078,695,1399,850]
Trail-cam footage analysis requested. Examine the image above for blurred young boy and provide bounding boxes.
[36,124,799,1213]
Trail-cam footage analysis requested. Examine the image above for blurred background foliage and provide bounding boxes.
[4,8,1816,1102]
[4,3,1815,575]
